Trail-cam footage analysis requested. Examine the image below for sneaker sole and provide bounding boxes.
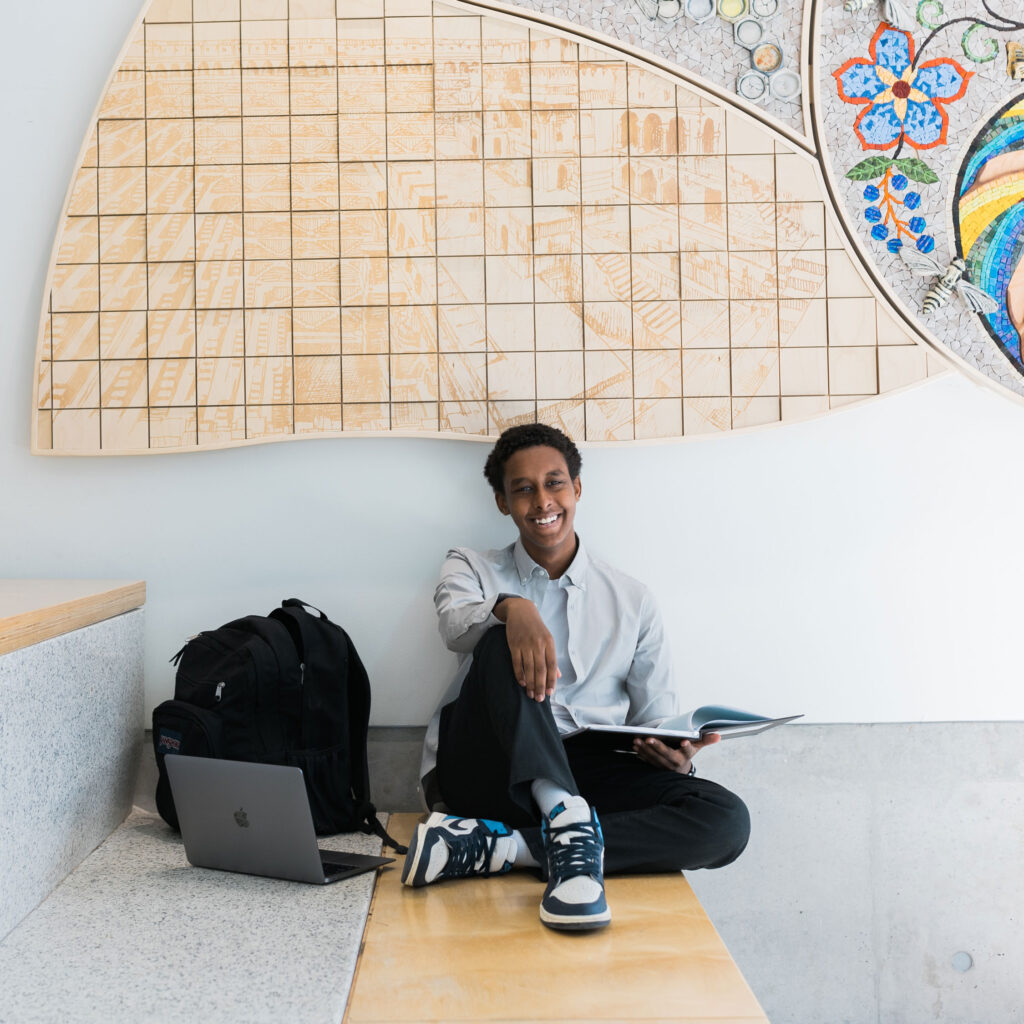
[400,811,448,887]
[539,905,612,931]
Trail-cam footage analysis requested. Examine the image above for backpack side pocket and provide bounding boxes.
[285,743,359,836]
[152,700,224,830]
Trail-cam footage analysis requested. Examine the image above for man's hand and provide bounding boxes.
[494,597,560,701]
[632,732,721,773]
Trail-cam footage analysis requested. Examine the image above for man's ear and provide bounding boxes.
[495,490,510,516]
[573,476,582,501]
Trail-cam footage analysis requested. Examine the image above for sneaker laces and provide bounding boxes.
[545,816,603,883]
[440,828,505,879]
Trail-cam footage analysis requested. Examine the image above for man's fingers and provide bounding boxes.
[649,747,677,770]
[544,642,558,696]
[634,737,692,772]
[511,645,545,699]
[512,649,527,687]
[531,645,549,700]
[505,606,558,700]
[634,738,666,768]
[632,733,712,775]
[519,648,536,696]
[521,646,547,700]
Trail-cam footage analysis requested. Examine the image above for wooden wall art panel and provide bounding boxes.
[33,0,938,455]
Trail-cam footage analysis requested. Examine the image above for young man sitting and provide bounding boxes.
[405,424,750,931]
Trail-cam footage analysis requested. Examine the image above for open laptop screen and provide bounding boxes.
[164,755,392,885]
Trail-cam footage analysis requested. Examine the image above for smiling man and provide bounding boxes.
[406,424,750,931]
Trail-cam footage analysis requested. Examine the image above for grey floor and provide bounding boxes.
[132,739,158,813]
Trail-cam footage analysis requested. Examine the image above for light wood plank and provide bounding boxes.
[33,2,931,457]
[345,813,767,1023]
[0,579,146,655]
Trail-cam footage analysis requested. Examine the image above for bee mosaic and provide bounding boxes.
[899,250,1000,316]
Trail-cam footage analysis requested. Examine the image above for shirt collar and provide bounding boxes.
[512,536,589,590]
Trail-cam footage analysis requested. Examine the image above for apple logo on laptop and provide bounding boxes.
[234,807,250,828]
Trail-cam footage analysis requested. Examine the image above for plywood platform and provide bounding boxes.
[33,0,936,456]
[344,813,767,1023]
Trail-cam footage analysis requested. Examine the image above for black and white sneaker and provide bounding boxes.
[539,797,611,931]
[401,812,516,887]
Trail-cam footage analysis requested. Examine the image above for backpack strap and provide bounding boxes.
[281,598,328,620]
[366,814,409,855]
[273,600,408,854]
[222,614,304,756]
[335,627,409,854]
[272,600,352,750]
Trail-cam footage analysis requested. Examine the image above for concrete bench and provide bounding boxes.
[0,808,385,1024]
[0,580,145,941]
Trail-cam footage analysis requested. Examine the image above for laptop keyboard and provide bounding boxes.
[320,854,358,875]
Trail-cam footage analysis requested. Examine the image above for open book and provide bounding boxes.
[563,705,802,750]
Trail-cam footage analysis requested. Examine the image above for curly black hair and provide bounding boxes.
[483,423,582,494]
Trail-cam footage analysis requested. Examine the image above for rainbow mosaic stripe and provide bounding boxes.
[957,97,1024,370]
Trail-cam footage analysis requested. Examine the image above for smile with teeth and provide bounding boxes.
[532,513,561,526]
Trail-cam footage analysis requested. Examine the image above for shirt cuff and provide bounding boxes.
[490,593,520,622]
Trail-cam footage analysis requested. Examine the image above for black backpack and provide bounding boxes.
[152,598,405,852]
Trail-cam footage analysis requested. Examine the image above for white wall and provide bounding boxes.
[3,0,1024,725]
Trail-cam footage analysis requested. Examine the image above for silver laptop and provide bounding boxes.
[164,754,394,885]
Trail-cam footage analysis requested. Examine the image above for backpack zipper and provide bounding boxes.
[169,633,203,667]
[215,682,225,702]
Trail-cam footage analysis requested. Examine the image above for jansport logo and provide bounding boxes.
[234,808,250,828]
[157,731,182,753]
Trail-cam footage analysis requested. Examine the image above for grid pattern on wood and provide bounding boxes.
[33,0,937,454]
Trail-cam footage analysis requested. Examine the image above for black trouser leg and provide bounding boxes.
[563,741,751,873]
[436,626,578,831]
[436,626,750,875]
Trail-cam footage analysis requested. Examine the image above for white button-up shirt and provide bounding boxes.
[420,537,680,794]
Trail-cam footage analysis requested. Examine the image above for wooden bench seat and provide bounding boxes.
[344,813,768,1023]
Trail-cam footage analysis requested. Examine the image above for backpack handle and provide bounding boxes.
[282,598,328,620]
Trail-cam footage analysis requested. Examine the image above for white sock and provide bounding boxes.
[547,794,592,826]
[530,777,576,820]
[510,829,539,869]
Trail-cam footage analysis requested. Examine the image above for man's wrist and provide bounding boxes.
[492,593,519,621]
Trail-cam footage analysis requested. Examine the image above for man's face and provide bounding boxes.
[495,445,581,564]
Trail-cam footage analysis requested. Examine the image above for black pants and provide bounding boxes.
[436,627,750,875]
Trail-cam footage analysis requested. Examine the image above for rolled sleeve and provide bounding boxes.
[434,548,503,653]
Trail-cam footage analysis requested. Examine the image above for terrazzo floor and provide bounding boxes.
[0,758,388,1024]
